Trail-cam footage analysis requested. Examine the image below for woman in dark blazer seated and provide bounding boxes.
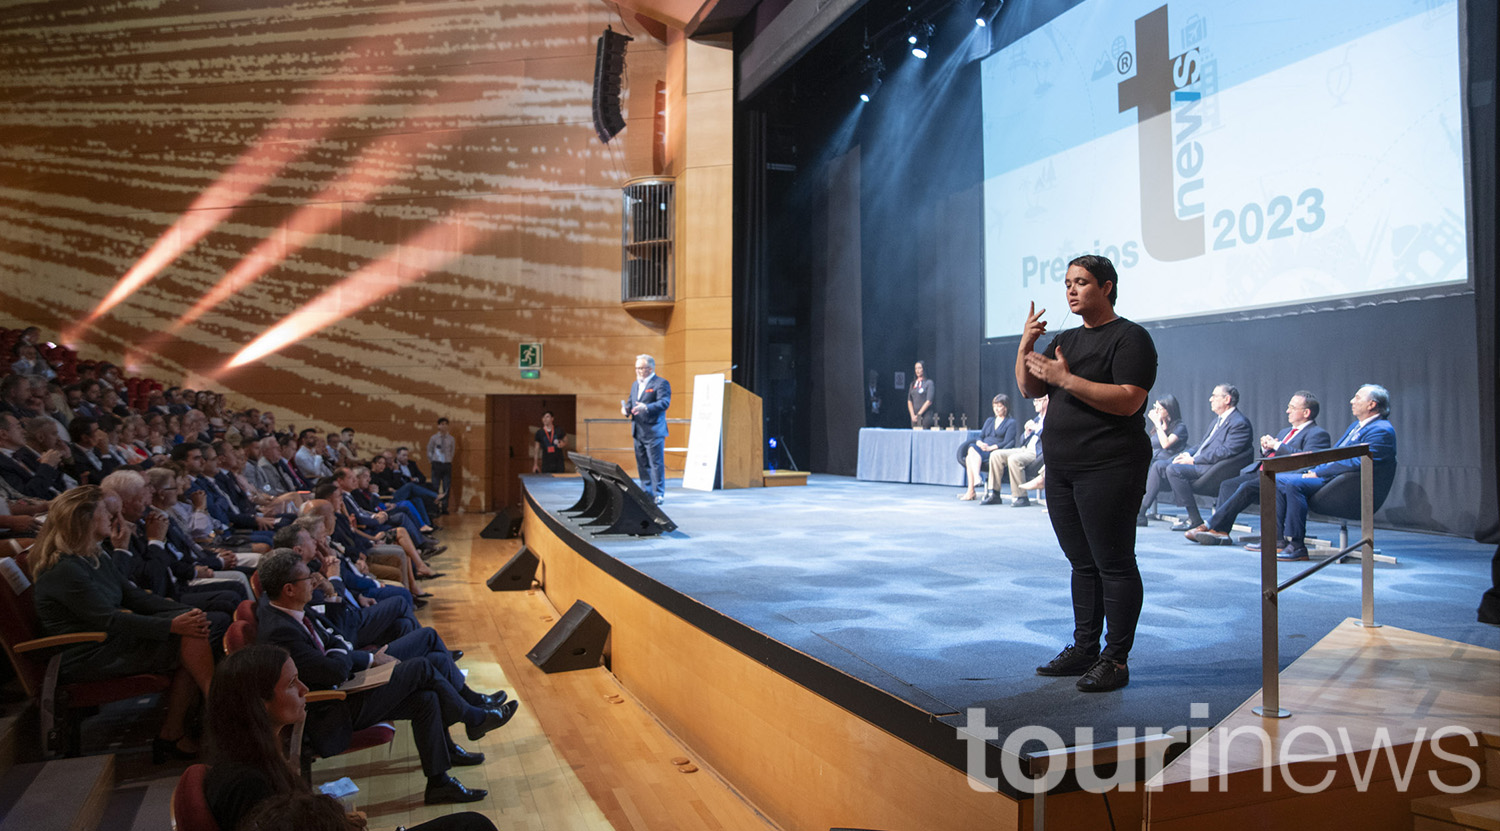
[204,644,497,831]
[1148,394,1188,462]
[29,485,216,763]
[958,394,1022,501]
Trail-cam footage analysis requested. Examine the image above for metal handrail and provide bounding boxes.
[582,417,693,454]
[1253,444,1376,718]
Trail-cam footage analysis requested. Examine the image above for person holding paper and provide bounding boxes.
[255,550,518,805]
[203,644,498,830]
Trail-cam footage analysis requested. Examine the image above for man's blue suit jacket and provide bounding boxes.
[1191,409,1253,466]
[1240,423,1332,474]
[627,375,671,441]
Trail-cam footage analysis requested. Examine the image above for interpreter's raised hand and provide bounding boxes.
[169,608,211,638]
[1021,301,1048,348]
[1024,347,1071,387]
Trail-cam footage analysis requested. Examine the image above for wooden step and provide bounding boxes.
[0,754,113,831]
[1411,786,1500,831]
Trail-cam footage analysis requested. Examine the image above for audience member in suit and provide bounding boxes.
[65,416,113,486]
[0,412,67,498]
[1186,391,1332,544]
[274,520,417,647]
[958,394,1021,501]
[1138,383,1252,526]
[1269,384,1398,561]
[982,394,1048,505]
[624,353,671,504]
[0,374,37,419]
[143,466,252,600]
[255,550,517,805]
[203,645,499,831]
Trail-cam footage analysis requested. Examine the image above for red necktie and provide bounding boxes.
[302,615,325,654]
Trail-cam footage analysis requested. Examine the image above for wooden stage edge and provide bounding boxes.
[519,485,1500,831]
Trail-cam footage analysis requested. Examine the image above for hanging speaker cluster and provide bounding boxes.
[592,27,633,144]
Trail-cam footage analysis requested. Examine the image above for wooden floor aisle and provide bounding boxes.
[317,514,780,831]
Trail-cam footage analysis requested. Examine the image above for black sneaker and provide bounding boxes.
[1076,658,1129,692]
[1035,644,1099,676]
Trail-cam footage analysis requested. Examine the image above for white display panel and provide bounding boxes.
[980,0,1467,338]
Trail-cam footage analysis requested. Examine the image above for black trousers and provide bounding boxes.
[1205,471,1260,533]
[1045,461,1148,663]
[347,658,476,778]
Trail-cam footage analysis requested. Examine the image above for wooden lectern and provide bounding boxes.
[720,382,764,489]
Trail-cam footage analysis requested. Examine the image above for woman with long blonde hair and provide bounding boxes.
[29,485,216,762]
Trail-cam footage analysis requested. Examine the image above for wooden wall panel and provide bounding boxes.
[0,1,723,512]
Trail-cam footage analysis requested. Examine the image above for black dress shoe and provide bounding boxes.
[1035,644,1099,677]
[422,544,448,557]
[425,774,487,805]
[466,699,520,741]
[980,491,1004,505]
[448,744,486,766]
[415,571,446,580]
[1011,496,1030,507]
[1276,543,1310,562]
[1076,658,1129,692]
[450,649,464,662]
[413,597,429,609]
[1169,519,1200,532]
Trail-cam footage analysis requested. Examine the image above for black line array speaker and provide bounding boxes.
[528,600,610,673]
[486,546,538,591]
[592,27,632,144]
[479,507,521,539]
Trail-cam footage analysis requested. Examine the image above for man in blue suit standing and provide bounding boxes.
[1185,390,1332,545]
[1139,383,1252,526]
[1271,384,1397,561]
[624,353,671,504]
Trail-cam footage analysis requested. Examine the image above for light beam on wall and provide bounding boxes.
[222,214,482,371]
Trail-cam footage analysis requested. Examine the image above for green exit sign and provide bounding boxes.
[519,342,542,369]
[520,369,541,380]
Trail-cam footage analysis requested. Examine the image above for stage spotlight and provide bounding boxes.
[975,0,1003,27]
[857,56,884,103]
[908,22,934,59]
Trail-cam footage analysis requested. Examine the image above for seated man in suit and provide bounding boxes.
[0,412,67,498]
[255,549,518,804]
[274,519,417,648]
[1268,384,1397,561]
[1185,391,1332,545]
[1140,384,1252,527]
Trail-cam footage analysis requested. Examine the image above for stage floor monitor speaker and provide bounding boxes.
[528,600,610,673]
[566,452,677,535]
[479,507,521,539]
[486,546,539,591]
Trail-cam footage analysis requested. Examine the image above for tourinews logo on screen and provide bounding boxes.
[956,704,1484,795]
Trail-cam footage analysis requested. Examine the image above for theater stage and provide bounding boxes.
[518,473,1499,826]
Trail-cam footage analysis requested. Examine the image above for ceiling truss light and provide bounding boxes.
[975,0,1003,28]
[908,21,934,59]
[858,56,885,103]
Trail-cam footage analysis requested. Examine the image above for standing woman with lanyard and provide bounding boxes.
[907,361,935,429]
[532,411,568,473]
[1016,255,1157,692]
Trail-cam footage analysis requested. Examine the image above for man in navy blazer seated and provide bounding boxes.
[1185,391,1332,545]
[623,353,671,504]
[1269,384,1397,562]
[255,549,518,804]
[1140,384,1252,527]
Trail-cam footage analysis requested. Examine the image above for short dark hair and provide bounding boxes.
[256,549,303,599]
[169,441,201,462]
[1292,390,1320,421]
[272,523,304,550]
[298,428,317,442]
[68,416,98,444]
[312,482,338,501]
[437,417,449,425]
[1068,254,1119,304]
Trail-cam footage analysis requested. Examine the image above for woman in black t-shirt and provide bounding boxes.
[1015,254,1157,693]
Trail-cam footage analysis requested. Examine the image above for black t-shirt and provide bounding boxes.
[1040,317,1157,471]
[535,427,567,472]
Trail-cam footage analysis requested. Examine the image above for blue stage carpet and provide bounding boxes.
[523,474,1499,745]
